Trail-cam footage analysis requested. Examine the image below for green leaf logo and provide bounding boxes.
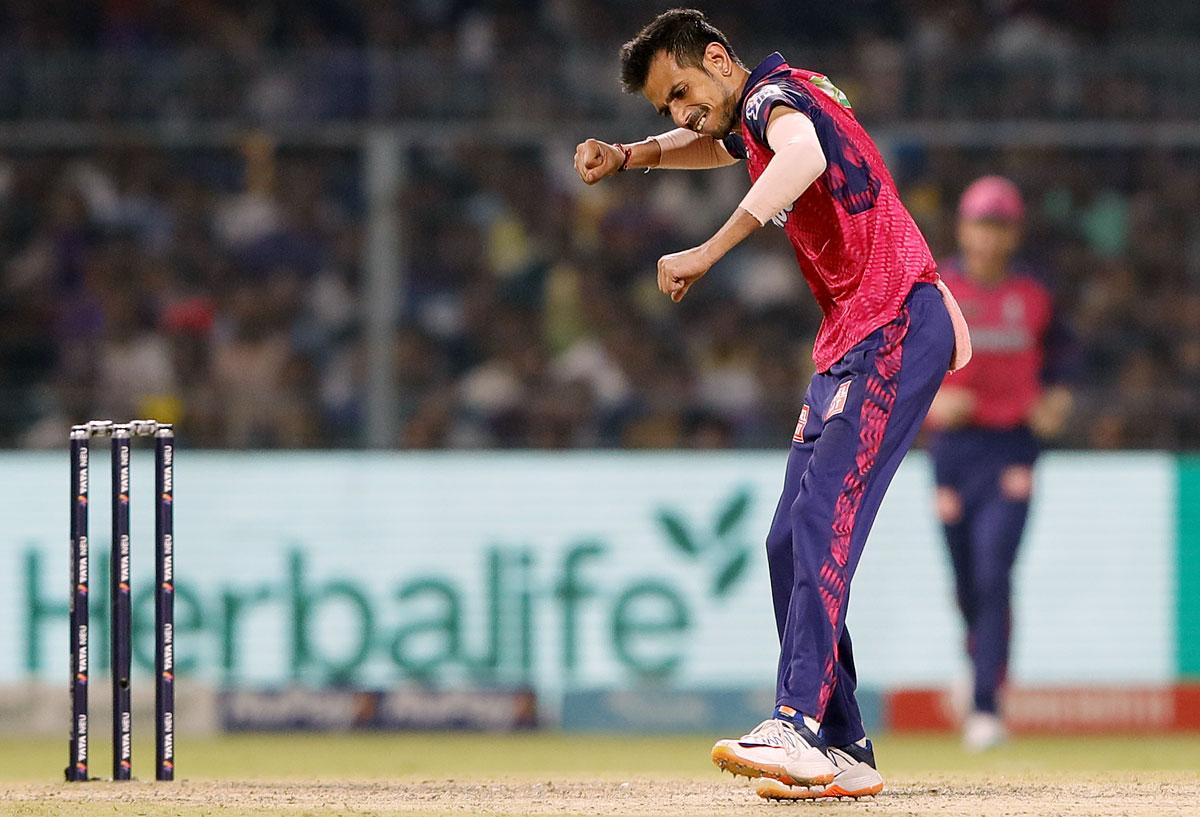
[714,490,751,539]
[656,510,702,557]
[654,487,754,599]
[714,550,750,596]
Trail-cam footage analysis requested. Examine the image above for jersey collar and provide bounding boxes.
[724,52,788,159]
[737,52,788,113]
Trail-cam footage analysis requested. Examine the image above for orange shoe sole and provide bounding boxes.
[756,779,884,800]
[710,744,836,787]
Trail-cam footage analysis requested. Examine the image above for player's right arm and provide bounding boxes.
[1029,302,1078,438]
[573,130,737,185]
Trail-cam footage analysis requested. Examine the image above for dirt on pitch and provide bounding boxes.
[3,775,1199,817]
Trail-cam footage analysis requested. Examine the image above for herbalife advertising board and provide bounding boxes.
[0,452,1178,697]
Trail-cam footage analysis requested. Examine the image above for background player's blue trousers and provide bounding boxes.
[766,282,954,747]
[929,425,1038,714]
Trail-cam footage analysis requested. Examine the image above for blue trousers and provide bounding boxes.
[929,426,1038,714]
[766,283,954,747]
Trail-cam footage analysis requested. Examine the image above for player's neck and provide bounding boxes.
[731,65,751,100]
[963,257,1008,286]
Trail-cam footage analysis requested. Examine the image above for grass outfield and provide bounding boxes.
[3,732,1200,780]
[1,732,1198,816]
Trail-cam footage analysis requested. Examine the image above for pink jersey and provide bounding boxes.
[937,260,1054,429]
[722,53,938,372]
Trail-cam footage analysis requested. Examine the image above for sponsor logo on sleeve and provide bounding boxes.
[745,84,782,123]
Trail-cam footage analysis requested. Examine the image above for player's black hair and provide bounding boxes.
[619,8,739,93]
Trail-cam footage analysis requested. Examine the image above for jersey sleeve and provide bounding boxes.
[1022,277,1080,386]
[1040,308,1082,385]
[742,79,818,149]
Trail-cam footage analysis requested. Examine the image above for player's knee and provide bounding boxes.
[999,465,1034,501]
[972,572,1013,605]
[936,486,963,524]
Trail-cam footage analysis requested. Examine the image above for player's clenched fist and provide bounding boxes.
[574,138,624,184]
[657,245,714,303]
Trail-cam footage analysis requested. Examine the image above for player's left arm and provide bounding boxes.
[1029,305,1079,438]
[657,106,826,302]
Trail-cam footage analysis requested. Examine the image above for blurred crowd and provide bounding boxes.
[0,143,364,447]
[3,136,1199,450]
[377,138,1200,451]
[0,2,1198,450]
[0,1,1197,122]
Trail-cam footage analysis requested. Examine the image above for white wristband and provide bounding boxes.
[650,129,739,170]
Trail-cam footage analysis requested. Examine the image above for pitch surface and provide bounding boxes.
[1,734,1197,816]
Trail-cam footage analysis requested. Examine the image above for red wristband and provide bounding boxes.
[614,142,632,172]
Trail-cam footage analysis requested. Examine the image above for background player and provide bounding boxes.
[926,176,1074,751]
[574,8,971,800]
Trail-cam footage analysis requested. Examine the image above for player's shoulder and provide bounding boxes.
[937,257,964,278]
[743,78,817,134]
[938,260,1051,304]
[740,53,822,145]
[745,72,814,109]
[1005,266,1057,325]
[1006,264,1053,299]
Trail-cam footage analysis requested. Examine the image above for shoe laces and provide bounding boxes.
[828,746,860,770]
[739,718,805,749]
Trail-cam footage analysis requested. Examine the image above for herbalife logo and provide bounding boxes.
[656,488,753,598]
[23,488,761,685]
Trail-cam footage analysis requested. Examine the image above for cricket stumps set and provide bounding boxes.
[67,420,175,782]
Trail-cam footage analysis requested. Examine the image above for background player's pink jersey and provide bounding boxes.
[722,53,938,372]
[937,260,1054,429]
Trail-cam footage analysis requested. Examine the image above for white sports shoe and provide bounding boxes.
[756,740,884,800]
[710,719,837,786]
[963,711,1007,752]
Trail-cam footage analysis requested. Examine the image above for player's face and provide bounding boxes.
[643,47,740,138]
[958,219,1021,276]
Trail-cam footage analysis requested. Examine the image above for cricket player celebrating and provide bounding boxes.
[926,176,1074,751]
[574,9,971,800]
